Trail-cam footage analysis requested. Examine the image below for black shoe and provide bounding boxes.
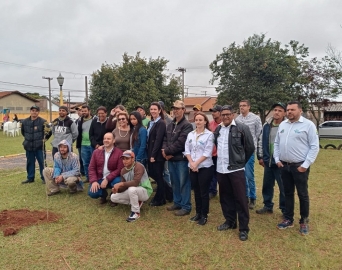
[239,231,249,241]
[166,204,182,211]
[174,209,191,216]
[47,190,61,196]
[217,222,237,231]
[149,201,166,207]
[190,214,201,222]
[256,207,273,214]
[22,179,34,184]
[100,197,107,204]
[197,217,207,226]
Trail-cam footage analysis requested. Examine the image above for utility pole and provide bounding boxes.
[68,91,71,112]
[177,67,186,101]
[85,76,88,105]
[201,90,207,96]
[42,76,53,122]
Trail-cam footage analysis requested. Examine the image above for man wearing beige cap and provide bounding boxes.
[162,100,193,216]
[110,150,153,222]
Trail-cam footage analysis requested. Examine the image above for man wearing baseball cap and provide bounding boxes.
[135,105,150,128]
[110,150,153,222]
[51,106,78,159]
[256,102,286,216]
[21,105,51,184]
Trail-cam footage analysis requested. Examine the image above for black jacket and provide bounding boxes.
[89,118,110,148]
[147,119,166,161]
[214,122,255,170]
[76,116,93,149]
[21,116,48,151]
[163,116,193,161]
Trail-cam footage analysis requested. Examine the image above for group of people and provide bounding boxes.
[19,99,319,241]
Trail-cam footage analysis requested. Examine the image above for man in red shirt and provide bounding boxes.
[88,132,124,204]
[208,105,222,199]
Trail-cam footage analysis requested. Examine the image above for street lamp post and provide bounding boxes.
[57,73,64,106]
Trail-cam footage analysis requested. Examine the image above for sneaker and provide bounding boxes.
[126,212,140,222]
[299,223,309,235]
[239,231,249,241]
[217,222,237,231]
[249,199,256,210]
[68,183,77,194]
[256,207,273,214]
[47,190,61,196]
[174,209,191,216]
[277,219,294,230]
[166,204,182,211]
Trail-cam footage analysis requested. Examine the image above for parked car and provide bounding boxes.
[318,121,342,139]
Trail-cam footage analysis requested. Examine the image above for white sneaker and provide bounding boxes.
[126,212,140,222]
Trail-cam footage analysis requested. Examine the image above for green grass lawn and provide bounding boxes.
[0,135,342,269]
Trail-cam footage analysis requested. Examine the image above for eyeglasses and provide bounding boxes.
[221,113,233,117]
[118,118,126,121]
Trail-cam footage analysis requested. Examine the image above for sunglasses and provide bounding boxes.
[118,118,126,121]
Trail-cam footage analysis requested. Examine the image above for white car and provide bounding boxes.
[318,121,342,139]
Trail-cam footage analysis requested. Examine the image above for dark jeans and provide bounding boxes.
[81,145,94,181]
[209,156,218,195]
[262,165,285,212]
[77,148,85,175]
[281,164,310,223]
[26,150,45,182]
[217,170,250,232]
[149,160,173,203]
[190,166,214,217]
[88,177,121,199]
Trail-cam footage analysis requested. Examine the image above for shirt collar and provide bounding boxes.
[285,116,304,123]
[220,119,237,128]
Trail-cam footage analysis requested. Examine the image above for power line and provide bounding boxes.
[185,85,217,88]
[0,80,86,92]
[0,60,91,76]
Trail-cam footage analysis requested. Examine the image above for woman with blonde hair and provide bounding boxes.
[106,104,127,132]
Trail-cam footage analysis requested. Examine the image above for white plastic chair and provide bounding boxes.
[15,121,21,136]
[7,122,17,137]
[3,122,11,135]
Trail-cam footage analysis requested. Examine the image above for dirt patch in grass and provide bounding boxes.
[0,209,60,236]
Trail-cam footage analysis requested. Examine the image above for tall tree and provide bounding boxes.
[300,56,342,128]
[210,34,308,122]
[89,52,181,113]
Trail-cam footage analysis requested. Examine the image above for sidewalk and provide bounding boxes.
[0,152,53,170]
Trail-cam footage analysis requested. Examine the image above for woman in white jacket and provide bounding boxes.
[184,112,214,225]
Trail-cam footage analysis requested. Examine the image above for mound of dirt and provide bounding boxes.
[0,209,60,236]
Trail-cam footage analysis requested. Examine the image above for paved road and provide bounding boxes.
[0,152,53,170]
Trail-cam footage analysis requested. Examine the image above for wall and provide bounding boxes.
[0,94,37,113]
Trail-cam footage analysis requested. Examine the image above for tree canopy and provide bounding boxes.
[210,34,308,122]
[88,52,181,113]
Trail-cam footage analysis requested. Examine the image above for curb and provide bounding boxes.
[0,150,51,159]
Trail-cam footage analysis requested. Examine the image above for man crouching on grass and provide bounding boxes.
[110,150,153,222]
[43,140,83,196]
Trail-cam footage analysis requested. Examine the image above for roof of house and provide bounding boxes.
[183,96,217,112]
[324,102,342,112]
[0,91,39,102]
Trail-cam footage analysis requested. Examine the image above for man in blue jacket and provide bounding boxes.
[256,103,286,215]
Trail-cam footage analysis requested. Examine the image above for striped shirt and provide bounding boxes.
[235,112,262,149]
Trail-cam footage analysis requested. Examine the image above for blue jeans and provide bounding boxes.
[81,145,94,181]
[26,150,45,182]
[245,154,256,199]
[169,161,191,212]
[77,148,85,175]
[163,161,171,185]
[262,165,285,212]
[88,177,121,199]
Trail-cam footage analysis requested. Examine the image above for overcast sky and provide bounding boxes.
[1,0,341,102]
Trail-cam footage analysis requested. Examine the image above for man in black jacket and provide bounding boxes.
[214,105,254,241]
[89,106,110,150]
[21,105,51,184]
[162,100,193,216]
